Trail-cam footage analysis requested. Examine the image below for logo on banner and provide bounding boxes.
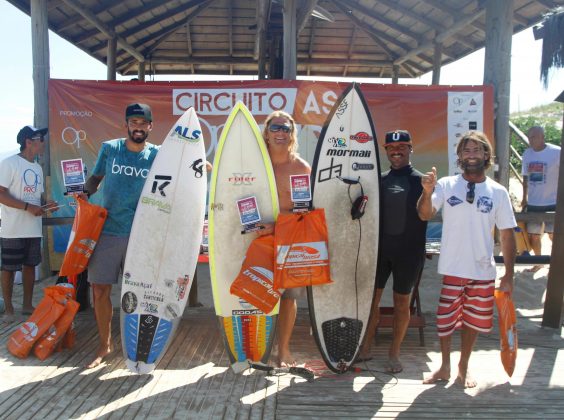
[350,132,373,143]
[151,175,172,197]
[172,88,298,116]
[190,159,204,178]
[174,126,201,142]
[62,127,87,148]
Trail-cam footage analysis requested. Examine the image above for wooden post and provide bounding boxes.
[138,61,146,81]
[432,42,442,85]
[107,37,117,81]
[391,65,399,84]
[30,0,51,278]
[483,0,513,188]
[542,104,564,328]
[283,0,297,80]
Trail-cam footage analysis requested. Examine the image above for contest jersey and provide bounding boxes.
[92,139,159,236]
[521,143,561,206]
[380,165,427,254]
[0,155,44,238]
[431,175,516,280]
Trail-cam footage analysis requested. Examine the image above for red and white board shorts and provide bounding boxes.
[436,275,495,337]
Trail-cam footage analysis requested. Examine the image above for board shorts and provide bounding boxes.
[88,234,129,285]
[436,275,495,337]
[282,287,305,299]
[0,237,42,272]
[376,250,425,295]
[526,205,555,234]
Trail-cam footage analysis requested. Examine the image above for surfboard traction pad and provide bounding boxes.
[321,317,363,365]
[124,313,173,365]
[219,314,277,363]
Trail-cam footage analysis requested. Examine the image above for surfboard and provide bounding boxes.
[208,101,279,364]
[309,83,381,373]
[120,107,207,374]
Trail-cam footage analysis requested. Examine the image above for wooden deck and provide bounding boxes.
[2,261,564,419]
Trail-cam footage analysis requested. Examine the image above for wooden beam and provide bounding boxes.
[394,8,485,65]
[107,36,117,81]
[484,0,513,189]
[392,64,399,84]
[432,42,442,84]
[254,0,270,62]
[145,56,390,67]
[296,0,317,34]
[60,0,144,62]
[283,0,298,79]
[137,61,145,81]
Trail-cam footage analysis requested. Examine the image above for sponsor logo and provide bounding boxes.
[243,267,280,298]
[141,196,172,213]
[318,158,342,182]
[62,127,87,148]
[352,163,374,171]
[172,88,297,116]
[190,159,204,178]
[287,246,321,262]
[210,202,224,211]
[228,172,256,185]
[452,97,462,105]
[176,275,190,300]
[326,149,371,157]
[335,98,348,119]
[327,136,347,148]
[143,292,164,303]
[59,110,93,118]
[388,185,404,194]
[140,302,158,314]
[151,175,172,197]
[23,168,41,195]
[174,125,201,142]
[469,121,478,130]
[166,304,179,319]
[350,132,373,143]
[19,322,39,341]
[477,196,493,213]
[121,292,137,314]
[112,158,150,178]
[232,309,263,315]
[470,98,477,106]
[447,196,463,206]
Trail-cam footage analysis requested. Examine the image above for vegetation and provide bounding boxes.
[509,102,562,173]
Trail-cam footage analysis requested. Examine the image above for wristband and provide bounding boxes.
[24,203,29,211]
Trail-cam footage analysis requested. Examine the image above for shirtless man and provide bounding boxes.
[417,130,516,388]
[258,110,311,367]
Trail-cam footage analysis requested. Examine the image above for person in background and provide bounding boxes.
[521,126,560,272]
[82,103,158,368]
[358,130,427,373]
[417,130,516,388]
[0,125,58,322]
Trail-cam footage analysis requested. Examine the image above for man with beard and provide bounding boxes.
[82,103,159,368]
[358,130,427,373]
[417,131,516,388]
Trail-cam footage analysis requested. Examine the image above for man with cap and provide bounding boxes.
[0,126,58,322]
[357,129,427,373]
[82,103,159,368]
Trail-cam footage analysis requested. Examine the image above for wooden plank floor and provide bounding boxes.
[2,264,564,419]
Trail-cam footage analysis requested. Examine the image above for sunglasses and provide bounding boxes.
[31,135,45,142]
[466,182,475,204]
[268,124,292,133]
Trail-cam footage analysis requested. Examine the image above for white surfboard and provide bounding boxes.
[208,101,279,364]
[120,108,207,374]
[309,83,381,373]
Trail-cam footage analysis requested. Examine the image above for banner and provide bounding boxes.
[48,79,493,252]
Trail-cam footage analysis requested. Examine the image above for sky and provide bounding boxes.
[0,1,563,157]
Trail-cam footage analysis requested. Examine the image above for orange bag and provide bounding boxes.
[495,290,518,377]
[274,209,332,289]
[7,293,66,359]
[33,284,79,360]
[230,235,281,314]
[59,196,107,277]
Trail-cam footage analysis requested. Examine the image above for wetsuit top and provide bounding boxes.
[380,164,427,254]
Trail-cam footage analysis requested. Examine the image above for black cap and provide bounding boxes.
[125,103,152,122]
[384,130,412,147]
[17,126,48,145]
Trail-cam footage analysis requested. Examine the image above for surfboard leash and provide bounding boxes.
[231,360,314,382]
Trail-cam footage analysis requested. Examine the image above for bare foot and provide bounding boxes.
[423,366,451,384]
[1,313,16,324]
[22,306,35,316]
[277,350,296,368]
[456,369,477,388]
[525,265,542,273]
[85,345,113,369]
[385,357,403,373]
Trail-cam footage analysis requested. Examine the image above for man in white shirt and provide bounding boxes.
[417,131,516,388]
[521,126,560,271]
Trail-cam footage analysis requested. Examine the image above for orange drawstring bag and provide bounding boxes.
[230,235,281,314]
[59,196,107,277]
[495,290,518,377]
[274,209,332,290]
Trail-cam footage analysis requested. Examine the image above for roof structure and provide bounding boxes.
[6,0,563,79]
